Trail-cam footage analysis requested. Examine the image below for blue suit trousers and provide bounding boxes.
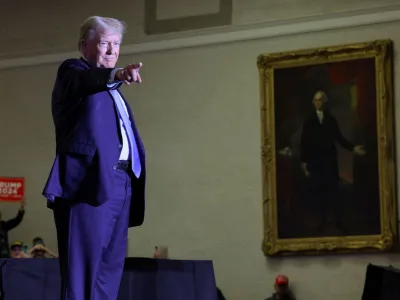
[53,169,132,300]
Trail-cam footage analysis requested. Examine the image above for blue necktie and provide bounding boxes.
[111,90,141,178]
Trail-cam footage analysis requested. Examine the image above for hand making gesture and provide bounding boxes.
[116,63,143,85]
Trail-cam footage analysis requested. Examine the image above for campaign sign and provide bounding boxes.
[0,177,24,202]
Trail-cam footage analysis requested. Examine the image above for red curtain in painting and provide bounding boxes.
[324,60,375,134]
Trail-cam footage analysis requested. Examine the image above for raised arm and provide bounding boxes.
[3,198,26,231]
[56,59,143,100]
[3,209,24,231]
[56,59,121,98]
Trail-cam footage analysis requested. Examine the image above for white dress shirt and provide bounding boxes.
[316,110,324,124]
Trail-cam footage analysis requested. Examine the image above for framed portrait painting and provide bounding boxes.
[257,40,397,255]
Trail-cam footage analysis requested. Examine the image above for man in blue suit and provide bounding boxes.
[43,16,146,300]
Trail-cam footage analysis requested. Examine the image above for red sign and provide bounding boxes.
[0,177,24,202]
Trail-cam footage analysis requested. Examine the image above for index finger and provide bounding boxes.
[133,62,142,69]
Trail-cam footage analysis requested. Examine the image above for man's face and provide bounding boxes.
[10,246,21,258]
[83,30,121,68]
[313,95,325,110]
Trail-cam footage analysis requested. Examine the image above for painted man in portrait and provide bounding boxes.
[300,91,366,234]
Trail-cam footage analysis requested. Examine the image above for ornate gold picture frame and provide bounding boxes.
[257,40,396,256]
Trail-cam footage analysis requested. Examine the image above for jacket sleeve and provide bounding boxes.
[332,117,354,151]
[2,210,24,231]
[56,59,121,98]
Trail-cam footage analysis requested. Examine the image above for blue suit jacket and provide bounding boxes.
[43,58,146,227]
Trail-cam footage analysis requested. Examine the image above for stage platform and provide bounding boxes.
[0,257,218,300]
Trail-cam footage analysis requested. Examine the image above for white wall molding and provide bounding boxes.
[1,5,400,70]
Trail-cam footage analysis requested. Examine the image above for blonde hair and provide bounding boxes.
[78,16,127,53]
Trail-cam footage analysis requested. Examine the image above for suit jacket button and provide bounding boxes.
[118,144,122,148]
[113,165,117,170]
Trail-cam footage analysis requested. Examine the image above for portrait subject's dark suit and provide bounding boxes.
[42,58,146,299]
[300,111,353,229]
